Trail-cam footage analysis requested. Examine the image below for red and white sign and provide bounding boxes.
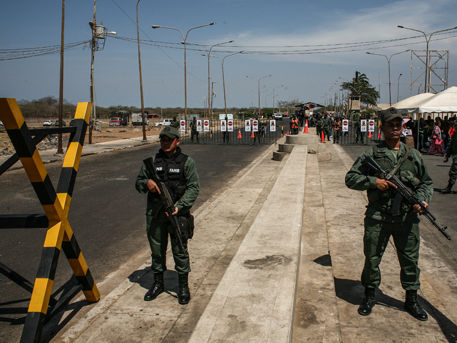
[342,119,349,132]
[360,119,367,132]
[197,120,203,132]
[368,119,375,132]
[220,119,227,132]
[227,119,234,132]
[203,119,210,132]
[252,120,259,132]
[180,120,186,131]
[270,120,276,132]
[245,120,251,132]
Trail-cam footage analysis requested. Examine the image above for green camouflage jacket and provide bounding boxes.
[345,141,433,222]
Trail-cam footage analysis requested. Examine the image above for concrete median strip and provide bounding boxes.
[188,145,307,343]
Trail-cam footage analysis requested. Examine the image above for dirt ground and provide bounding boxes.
[0,119,161,156]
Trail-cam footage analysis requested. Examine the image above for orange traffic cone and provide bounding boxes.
[304,120,309,133]
[368,131,372,139]
[287,130,290,135]
[250,131,255,138]
[237,129,242,139]
[321,131,325,143]
[377,130,382,139]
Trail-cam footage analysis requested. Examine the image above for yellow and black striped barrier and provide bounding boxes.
[0,98,100,343]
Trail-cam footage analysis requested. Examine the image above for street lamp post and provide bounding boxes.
[397,25,457,92]
[152,22,215,116]
[366,50,409,106]
[397,73,403,103]
[258,75,271,117]
[206,40,233,116]
[221,51,243,116]
[136,0,146,141]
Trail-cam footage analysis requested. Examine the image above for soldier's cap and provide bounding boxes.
[381,107,403,123]
[159,125,180,139]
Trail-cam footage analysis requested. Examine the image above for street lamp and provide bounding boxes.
[366,50,409,106]
[397,25,457,92]
[136,0,146,141]
[397,73,403,103]
[152,22,215,116]
[205,40,233,116]
[221,51,243,116]
[258,74,272,117]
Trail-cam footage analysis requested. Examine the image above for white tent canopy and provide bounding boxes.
[392,93,435,113]
[415,86,457,113]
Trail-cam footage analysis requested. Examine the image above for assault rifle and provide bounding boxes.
[143,157,187,252]
[363,155,451,240]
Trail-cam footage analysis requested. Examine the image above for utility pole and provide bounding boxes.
[58,0,65,154]
[89,0,96,144]
[136,0,147,141]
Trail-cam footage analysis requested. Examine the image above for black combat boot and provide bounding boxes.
[144,272,164,301]
[441,182,454,194]
[358,287,376,316]
[178,273,191,305]
[404,290,428,321]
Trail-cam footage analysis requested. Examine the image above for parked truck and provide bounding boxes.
[132,112,149,126]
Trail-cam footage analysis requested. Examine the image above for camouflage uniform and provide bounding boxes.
[345,141,433,291]
[444,129,457,192]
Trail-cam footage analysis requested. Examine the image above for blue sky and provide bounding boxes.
[1,0,457,109]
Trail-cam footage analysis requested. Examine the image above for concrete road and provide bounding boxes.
[0,142,270,343]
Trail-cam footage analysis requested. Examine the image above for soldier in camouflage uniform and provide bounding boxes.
[442,121,457,193]
[345,108,433,321]
[135,125,200,305]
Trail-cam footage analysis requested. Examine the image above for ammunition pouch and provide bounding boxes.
[178,214,195,241]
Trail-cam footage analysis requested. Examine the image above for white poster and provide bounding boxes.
[197,120,203,132]
[368,119,375,132]
[342,119,349,132]
[203,119,210,132]
[252,120,259,132]
[227,119,234,132]
[179,120,186,132]
[270,120,276,132]
[245,120,251,132]
[360,119,367,132]
[220,119,227,132]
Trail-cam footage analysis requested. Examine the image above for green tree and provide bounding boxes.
[341,71,379,106]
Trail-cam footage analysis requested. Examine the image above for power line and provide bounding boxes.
[0,40,90,61]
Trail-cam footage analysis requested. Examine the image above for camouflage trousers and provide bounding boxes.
[361,217,420,290]
[146,212,190,274]
[449,155,457,186]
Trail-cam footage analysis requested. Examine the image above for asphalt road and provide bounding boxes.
[0,142,270,342]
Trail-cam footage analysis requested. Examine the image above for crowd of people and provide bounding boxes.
[412,115,457,155]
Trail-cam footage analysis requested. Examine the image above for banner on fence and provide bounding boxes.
[197,120,203,132]
[360,119,367,132]
[220,119,227,132]
[270,120,276,132]
[203,120,210,132]
[227,119,234,132]
[180,120,186,131]
[245,120,251,132]
[368,119,375,132]
[252,119,259,132]
[342,119,349,132]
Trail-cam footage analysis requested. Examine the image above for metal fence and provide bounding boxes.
[180,119,286,145]
[330,120,382,146]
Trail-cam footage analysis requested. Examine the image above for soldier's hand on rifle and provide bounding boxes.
[376,178,397,191]
[165,207,179,217]
[147,179,161,194]
[413,201,428,214]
